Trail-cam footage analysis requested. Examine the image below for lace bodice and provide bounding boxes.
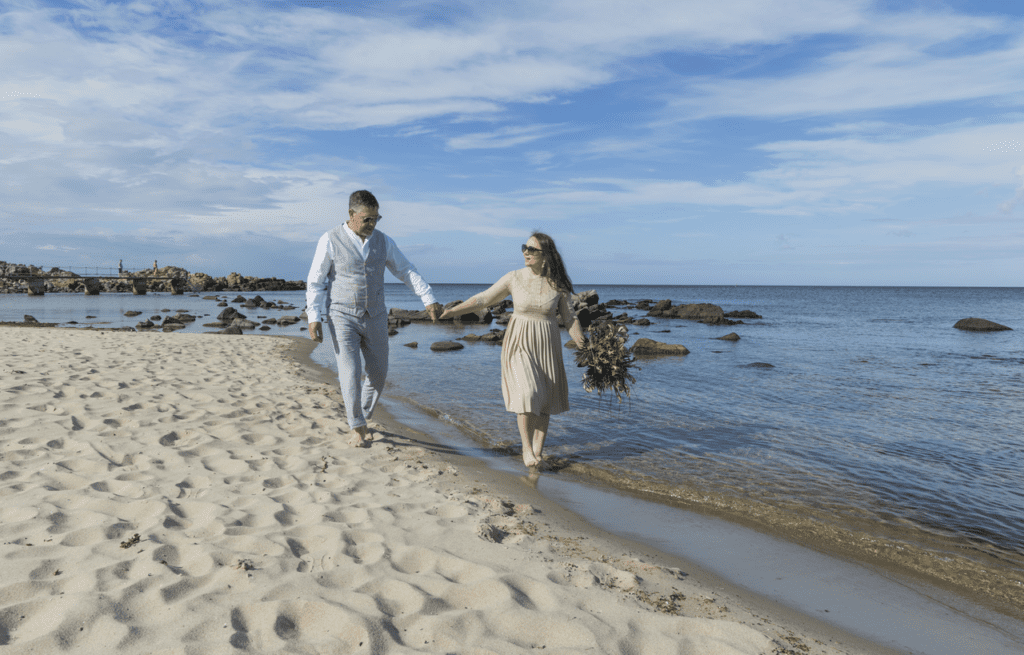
[474,268,575,324]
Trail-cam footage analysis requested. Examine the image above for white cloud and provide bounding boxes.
[447,124,568,150]
[670,17,1024,120]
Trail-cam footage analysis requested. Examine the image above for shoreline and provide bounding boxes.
[284,335,1024,653]
[0,325,899,655]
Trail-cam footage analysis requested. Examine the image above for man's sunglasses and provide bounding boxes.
[521,244,542,255]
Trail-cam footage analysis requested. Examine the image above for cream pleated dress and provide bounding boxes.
[473,268,576,415]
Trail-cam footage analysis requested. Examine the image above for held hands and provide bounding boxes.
[426,302,443,323]
[308,321,323,343]
[439,298,474,321]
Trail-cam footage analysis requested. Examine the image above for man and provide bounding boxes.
[307,190,442,447]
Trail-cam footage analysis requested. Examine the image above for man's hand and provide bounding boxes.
[308,321,323,343]
[426,302,443,323]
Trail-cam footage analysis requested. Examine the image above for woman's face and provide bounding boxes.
[523,236,543,267]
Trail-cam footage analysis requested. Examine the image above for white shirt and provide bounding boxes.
[306,224,437,323]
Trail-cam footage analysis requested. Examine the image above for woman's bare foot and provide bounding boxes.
[522,452,540,467]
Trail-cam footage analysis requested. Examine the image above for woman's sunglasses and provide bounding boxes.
[521,244,542,255]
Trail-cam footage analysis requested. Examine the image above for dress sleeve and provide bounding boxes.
[558,290,577,328]
[471,270,515,308]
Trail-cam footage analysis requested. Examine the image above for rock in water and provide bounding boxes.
[953,318,1011,331]
[630,338,689,356]
[430,341,464,351]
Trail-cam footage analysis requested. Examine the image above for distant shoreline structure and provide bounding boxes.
[0,260,304,294]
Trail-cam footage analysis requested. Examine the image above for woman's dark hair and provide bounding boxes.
[532,232,574,294]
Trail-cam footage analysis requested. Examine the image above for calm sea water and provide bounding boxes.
[3,284,1023,612]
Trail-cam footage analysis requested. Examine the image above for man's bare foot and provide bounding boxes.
[347,428,371,448]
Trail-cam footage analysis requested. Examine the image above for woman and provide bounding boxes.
[441,233,585,467]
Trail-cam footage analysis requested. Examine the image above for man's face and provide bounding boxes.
[347,206,381,239]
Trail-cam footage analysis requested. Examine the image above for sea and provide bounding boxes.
[3,283,1023,625]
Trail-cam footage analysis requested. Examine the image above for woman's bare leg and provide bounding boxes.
[532,413,550,461]
[517,413,540,466]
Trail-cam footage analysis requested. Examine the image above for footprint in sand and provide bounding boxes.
[229,600,369,653]
[357,578,427,617]
[90,479,146,499]
[389,546,437,575]
[285,525,342,573]
[0,597,76,645]
[441,577,512,611]
[341,530,386,565]
[175,475,212,499]
[152,542,215,577]
[199,454,250,475]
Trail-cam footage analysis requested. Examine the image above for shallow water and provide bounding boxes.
[4,284,1023,615]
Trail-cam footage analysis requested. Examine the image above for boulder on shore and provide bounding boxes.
[953,318,1011,332]
[631,338,689,356]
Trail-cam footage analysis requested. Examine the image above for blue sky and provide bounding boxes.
[1,0,1022,286]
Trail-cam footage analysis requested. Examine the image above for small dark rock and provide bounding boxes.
[403,342,418,348]
[716,333,740,341]
[746,362,774,368]
[23,315,39,323]
[123,311,142,317]
[218,325,243,335]
[953,318,1011,332]
[724,310,762,319]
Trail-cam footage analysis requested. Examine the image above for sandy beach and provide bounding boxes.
[0,326,903,654]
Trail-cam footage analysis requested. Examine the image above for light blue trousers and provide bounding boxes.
[326,311,388,430]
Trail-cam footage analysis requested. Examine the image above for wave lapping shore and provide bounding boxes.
[0,326,880,654]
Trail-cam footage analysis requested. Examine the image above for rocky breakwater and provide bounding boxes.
[0,259,304,294]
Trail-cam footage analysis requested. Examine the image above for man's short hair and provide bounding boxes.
[349,190,378,212]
